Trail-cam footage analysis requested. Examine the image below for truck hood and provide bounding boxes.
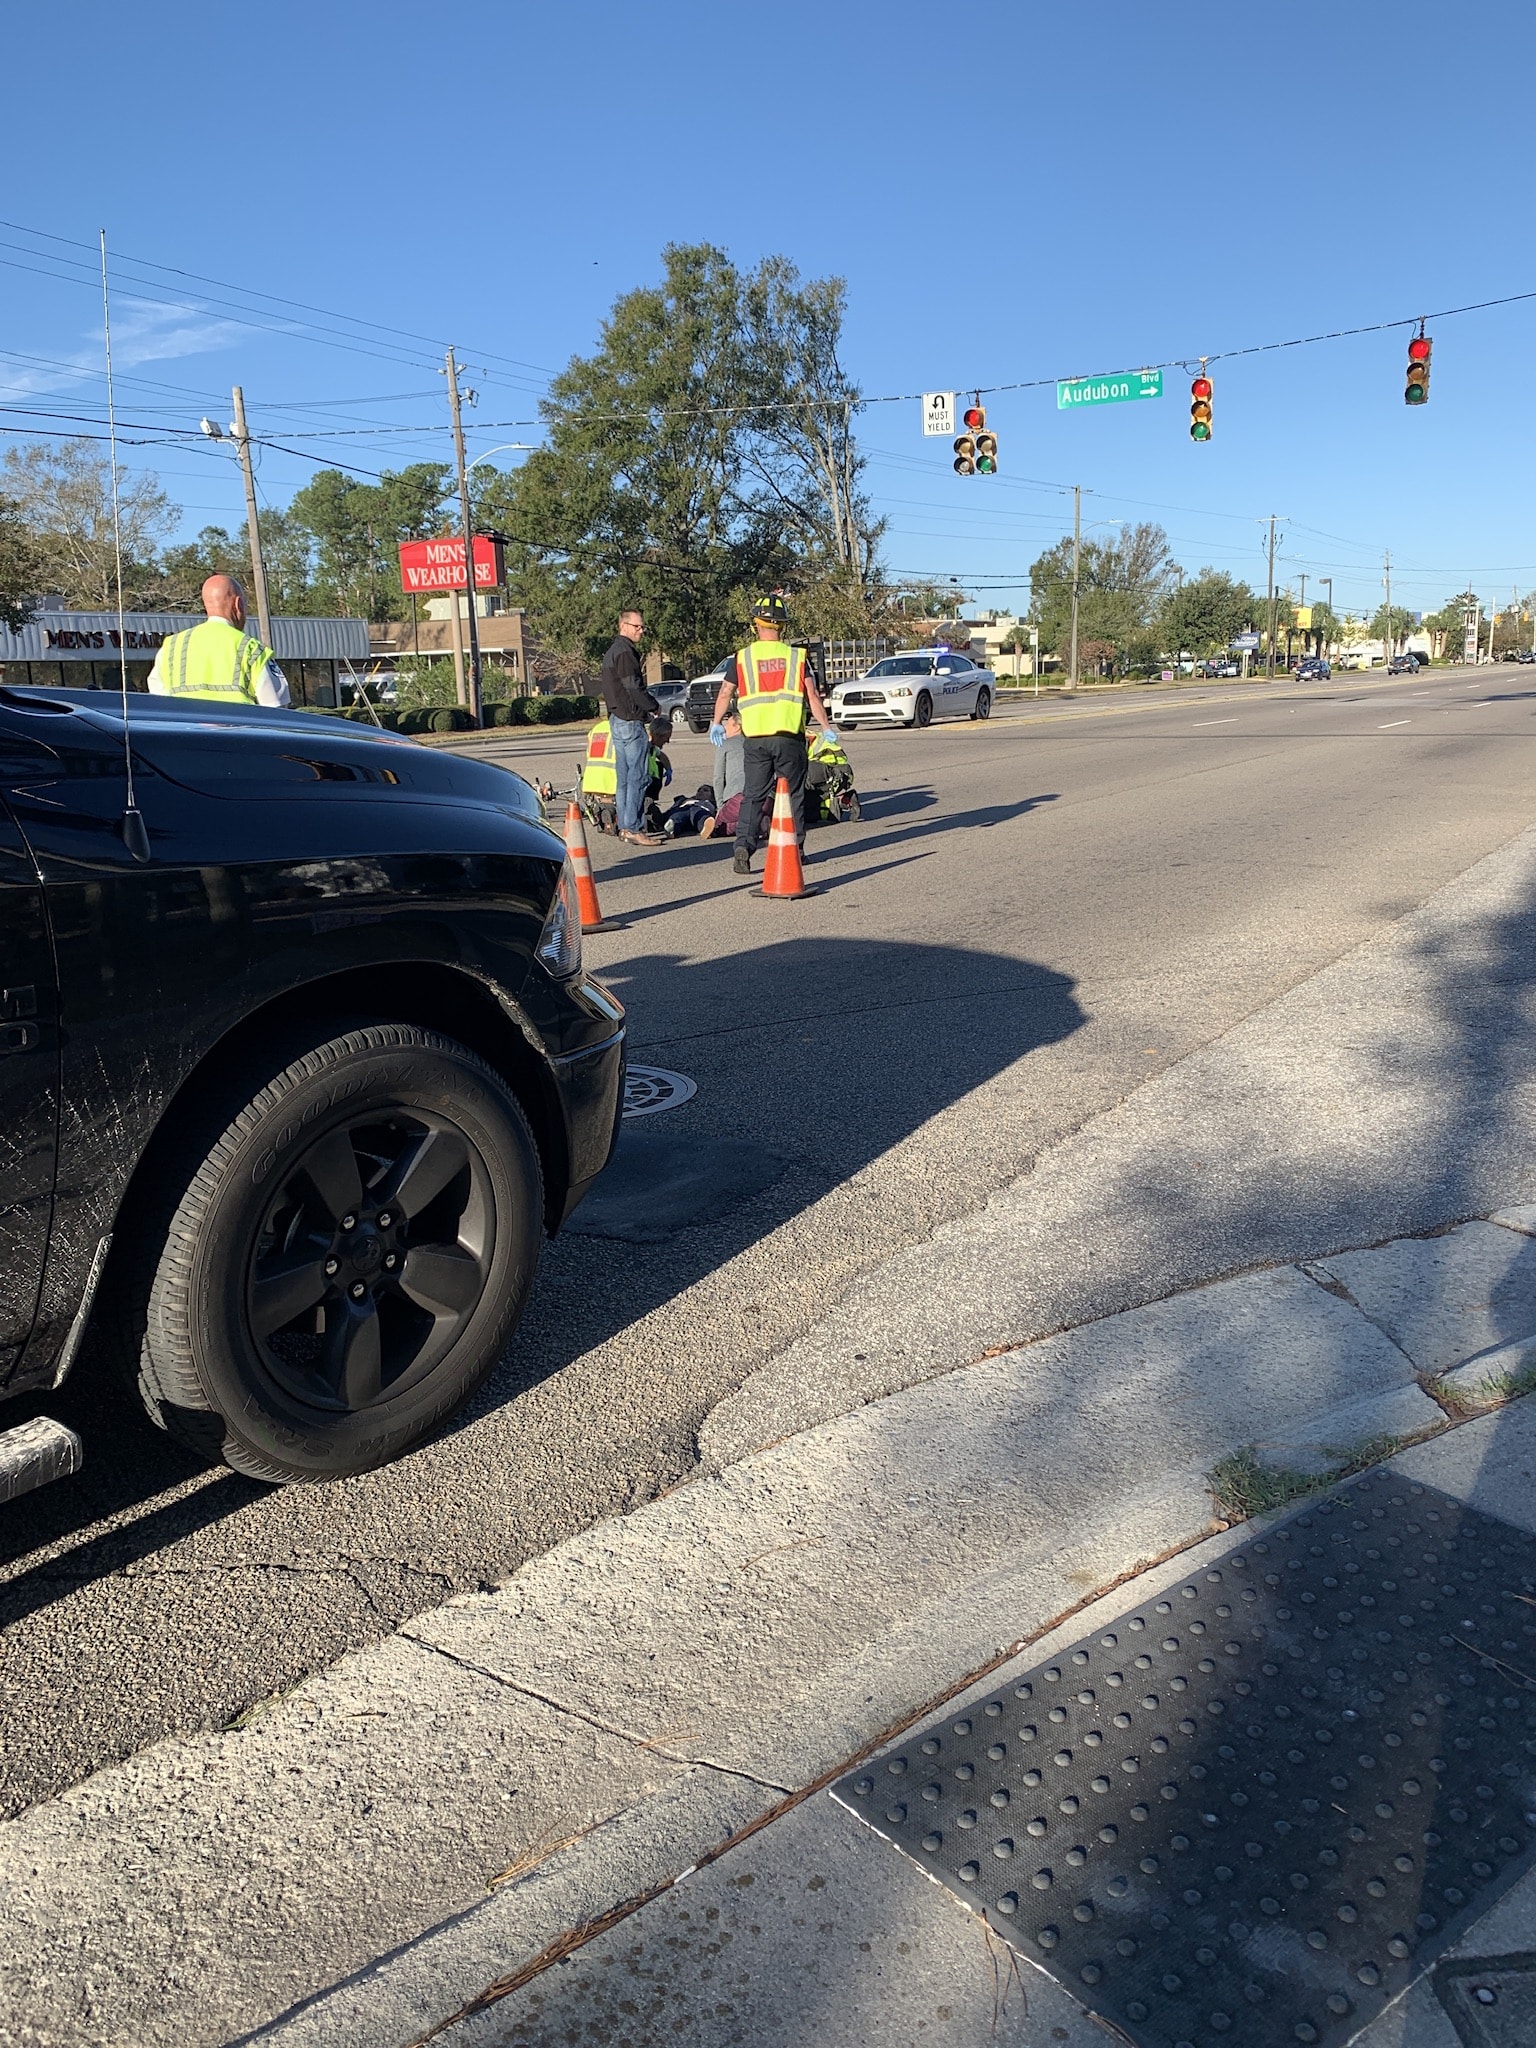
[27,689,545,821]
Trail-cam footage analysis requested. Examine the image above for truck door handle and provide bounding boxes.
[0,1022,40,1055]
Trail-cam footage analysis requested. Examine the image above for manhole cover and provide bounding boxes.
[622,1065,697,1118]
[833,1469,1536,2048]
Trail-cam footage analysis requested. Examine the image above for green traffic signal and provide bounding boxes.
[1190,420,1212,442]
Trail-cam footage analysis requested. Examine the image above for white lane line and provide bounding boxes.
[1379,719,1410,729]
[1193,717,1237,726]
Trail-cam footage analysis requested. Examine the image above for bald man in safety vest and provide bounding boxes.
[148,574,290,706]
[712,594,836,876]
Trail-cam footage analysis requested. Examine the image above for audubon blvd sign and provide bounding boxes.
[1057,369,1163,410]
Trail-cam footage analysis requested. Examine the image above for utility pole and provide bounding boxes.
[229,387,274,651]
[445,347,484,727]
[1264,515,1280,678]
[1383,551,1392,662]
[1068,485,1081,690]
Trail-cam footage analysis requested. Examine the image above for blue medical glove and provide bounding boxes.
[708,723,725,746]
[821,725,839,745]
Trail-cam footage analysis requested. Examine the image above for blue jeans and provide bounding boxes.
[610,716,648,834]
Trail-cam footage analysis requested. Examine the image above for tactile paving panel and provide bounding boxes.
[833,1471,1536,2048]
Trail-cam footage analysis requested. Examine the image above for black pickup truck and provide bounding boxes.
[0,685,624,1498]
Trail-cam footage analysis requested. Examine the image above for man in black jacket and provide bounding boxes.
[598,608,662,846]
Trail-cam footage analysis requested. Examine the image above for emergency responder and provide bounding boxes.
[580,717,619,834]
[147,574,290,706]
[711,595,836,876]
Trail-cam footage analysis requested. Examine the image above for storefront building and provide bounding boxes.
[0,606,371,706]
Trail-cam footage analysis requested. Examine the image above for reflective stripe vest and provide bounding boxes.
[156,618,275,702]
[582,719,617,796]
[735,638,809,738]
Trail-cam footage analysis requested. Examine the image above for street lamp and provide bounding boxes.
[467,444,536,471]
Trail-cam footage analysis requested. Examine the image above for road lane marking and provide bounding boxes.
[1193,717,1237,726]
[1379,719,1410,728]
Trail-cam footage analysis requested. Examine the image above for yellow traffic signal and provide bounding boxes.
[1190,373,1213,442]
[1406,333,1432,405]
[954,400,997,475]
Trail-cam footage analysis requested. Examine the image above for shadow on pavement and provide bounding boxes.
[0,933,1085,1812]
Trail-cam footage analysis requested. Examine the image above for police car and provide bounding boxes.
[829,650,995,730]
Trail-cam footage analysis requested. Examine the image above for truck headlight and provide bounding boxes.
[536,860,583,978]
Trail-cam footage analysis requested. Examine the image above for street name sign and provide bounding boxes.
[398,534,505,594]
[923,391,956,436]
[1057,370,1163,410]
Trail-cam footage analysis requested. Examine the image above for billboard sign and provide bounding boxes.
[398,535,505,593]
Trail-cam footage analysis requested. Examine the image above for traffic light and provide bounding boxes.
[1405,332,1432,406]
[1189,372,1213,442]
[954,401,997,475]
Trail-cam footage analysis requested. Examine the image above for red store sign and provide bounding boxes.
[397,535,505,594]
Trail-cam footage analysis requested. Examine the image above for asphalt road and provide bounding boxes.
[4,664,1535,1819]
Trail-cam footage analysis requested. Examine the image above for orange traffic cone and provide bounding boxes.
[756,777,816,900]
[564,800,610,931]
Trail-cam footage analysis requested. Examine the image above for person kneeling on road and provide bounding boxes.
[710,595,836,876]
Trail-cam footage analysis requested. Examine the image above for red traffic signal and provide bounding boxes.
[955,402,996,473]
[1190,373,1213,442]
[1405,334,1432,405]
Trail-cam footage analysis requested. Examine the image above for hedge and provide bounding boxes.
[313,695,600,732]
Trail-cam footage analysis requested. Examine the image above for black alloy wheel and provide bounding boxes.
[136,1022,543,1483]
[913,691,933,729]
[248,1109,492,1415]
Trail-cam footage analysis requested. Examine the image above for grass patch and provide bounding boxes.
[1210,1430,1436,1523]
[1208,1449,1326,1521]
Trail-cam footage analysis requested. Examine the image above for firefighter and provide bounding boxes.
[711,595,836,876]
[580,717,619,834]
[147,575,290,705]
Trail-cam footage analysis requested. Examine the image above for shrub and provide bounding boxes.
[429,705,473,733]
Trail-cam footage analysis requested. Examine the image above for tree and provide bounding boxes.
[1,439,175,609]
[0,492,43,632]
[1423,590,1481,660]
[287,463,450,621]
[1158,570,1257,658]
[1028,522,1177,669]
[1369,604,1416,653]
[1306,600,1341,654]
[478,243,884,675]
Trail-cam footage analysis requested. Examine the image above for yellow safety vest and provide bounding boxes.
[157,618,275,703]
[581,719,617,796]
[735,639,809,739]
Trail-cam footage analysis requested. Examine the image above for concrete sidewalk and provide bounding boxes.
[445,1405,1536,2048]
[5,1208,1536,2048]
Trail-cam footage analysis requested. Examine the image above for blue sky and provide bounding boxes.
[5,0,1533,622]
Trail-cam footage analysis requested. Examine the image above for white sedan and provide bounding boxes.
[830,651,995,730]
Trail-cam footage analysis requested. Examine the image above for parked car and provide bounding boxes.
[1387,654,1420,674]
[649,680,689,726]
[829,651,995,729]
[1296,658,1332,680]
[0,684,625,1502]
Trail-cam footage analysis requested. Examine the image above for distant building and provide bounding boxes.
[0,604,369,705]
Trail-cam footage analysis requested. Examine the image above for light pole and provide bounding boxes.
[1319,578,1332,657]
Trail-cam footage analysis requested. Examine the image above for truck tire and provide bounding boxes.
[136,1022,543,1483]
